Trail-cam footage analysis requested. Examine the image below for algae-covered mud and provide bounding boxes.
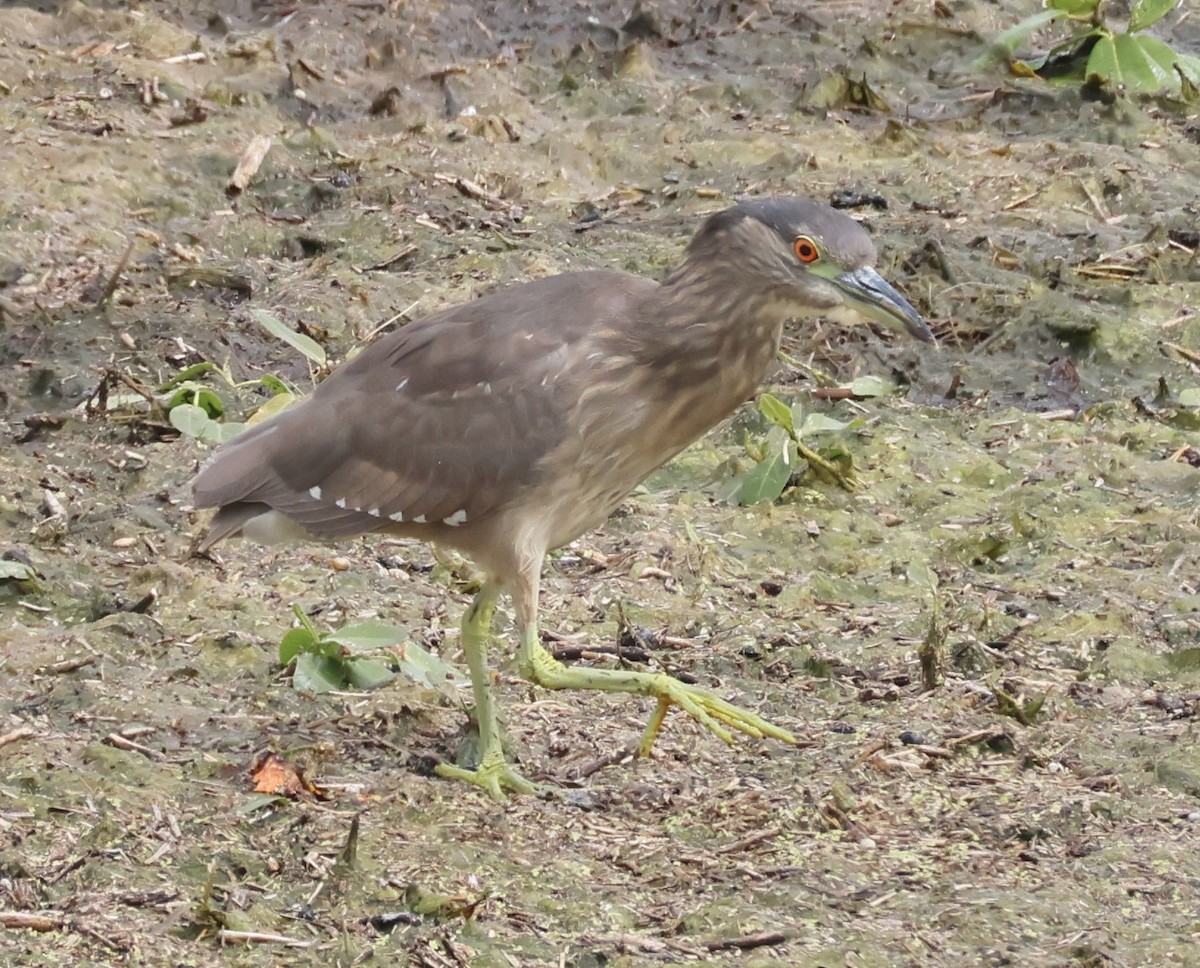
[2,1,1199,965]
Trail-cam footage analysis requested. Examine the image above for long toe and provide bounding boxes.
[636,675,797,757]
[434,749,542,802]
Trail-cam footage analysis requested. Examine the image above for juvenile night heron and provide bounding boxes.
[193,197,934,799]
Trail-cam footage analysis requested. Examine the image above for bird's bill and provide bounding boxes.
[833,266,935,344]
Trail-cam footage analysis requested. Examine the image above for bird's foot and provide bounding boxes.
[630,675,797,757]
[520,644,796,756]
[434,746,541,802]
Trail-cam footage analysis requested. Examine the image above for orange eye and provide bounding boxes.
[793,237,819,264]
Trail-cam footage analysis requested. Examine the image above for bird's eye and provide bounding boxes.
[793,237,819,264]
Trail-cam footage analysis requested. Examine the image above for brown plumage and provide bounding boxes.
[193,197,933,799]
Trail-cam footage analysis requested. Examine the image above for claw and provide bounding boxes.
[435,747,541,802]
[520,638,796,756]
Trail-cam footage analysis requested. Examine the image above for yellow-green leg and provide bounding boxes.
[516,625,796,756]
[434,584,540,800]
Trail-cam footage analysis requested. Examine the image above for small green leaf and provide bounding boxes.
[158,361,220,392]
[169,403,214,439]
[392,640,461,701]
[280,626,319,664]
[848,375,892,398]
[293,653,349,693]
[330,620,410,654]
[0,560,37,582]
[984,9,1063,60]
[1176,53,1200,86]
[249,309,327,365]
[1128,0,1178,33]
[248,391,296,425]
[235,793,290,814]
[1049,0,1099,14]
[1178,388,1200,407]
[170,386,224,418]
[259,374,290,395]
[737,442,794,505]
[907,561,939,592]
[800,412,849,435]
[211,421,246,444]
[1088,32,1179,94]
[345,658,397,690]
[758,393,795,436]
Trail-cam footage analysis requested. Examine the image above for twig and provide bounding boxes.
[0,727,37,749]
[38,656,97,675]
[0,910,66,930]
[1162,340,1200,367]
[104,732,164,760]
[218,929,311,947]
[704,930,791,952]
[227,135,272,196]
[364,245,418,272]
[551,644,652,663]
[715,826,780,855]
[572,747,636,780]
[97,239,136,306]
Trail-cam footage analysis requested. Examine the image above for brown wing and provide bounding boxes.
[193,270,655,540]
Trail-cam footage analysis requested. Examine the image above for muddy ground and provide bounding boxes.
[2,0,1200,965]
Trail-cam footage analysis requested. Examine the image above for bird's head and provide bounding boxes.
[689,197,936,344]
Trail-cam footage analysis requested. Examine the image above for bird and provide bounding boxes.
[192,196,935,800]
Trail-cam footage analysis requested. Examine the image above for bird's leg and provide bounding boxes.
[510,568,795,757]
[434,583,540,800]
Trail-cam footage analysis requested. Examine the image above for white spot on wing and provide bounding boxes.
[308,485,322,500]
[443,509,468,526]
[412,515,427,524]
[389,511,405,522]
[477,381,492,395]
[367,508,380,517]
[335,498,347,509]
[395,377,409,392]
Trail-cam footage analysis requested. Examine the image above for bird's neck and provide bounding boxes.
[648,256,789,378]
[618,258,789,444]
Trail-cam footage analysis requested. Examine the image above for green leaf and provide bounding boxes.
[169,403,214,439]
[985,9,1063,59]
[1176,53,1200,86]
[1049,0,1099,14]
[248,391,296,425]
[249,308,327,365]
[906,561,939,592]
[235,793,290,815]
[345,658,397,690]
[200,389,225,418]
[1135,35,1183,88]
[799,412,849,436]
[280,626,319,664]
[293,653,349,693]
[737,442,794,506]
[0,560,37,582]
[259,374,290,395]
[158,361,220,392]
[757,393,795,436]
[329,620,410,654]
[848,375,892,398]
[1177,388,1200,407]
[1128,0,1178,33]
[1087,32,1180,94]
[211,421,246,444]
[392,640,461,701]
